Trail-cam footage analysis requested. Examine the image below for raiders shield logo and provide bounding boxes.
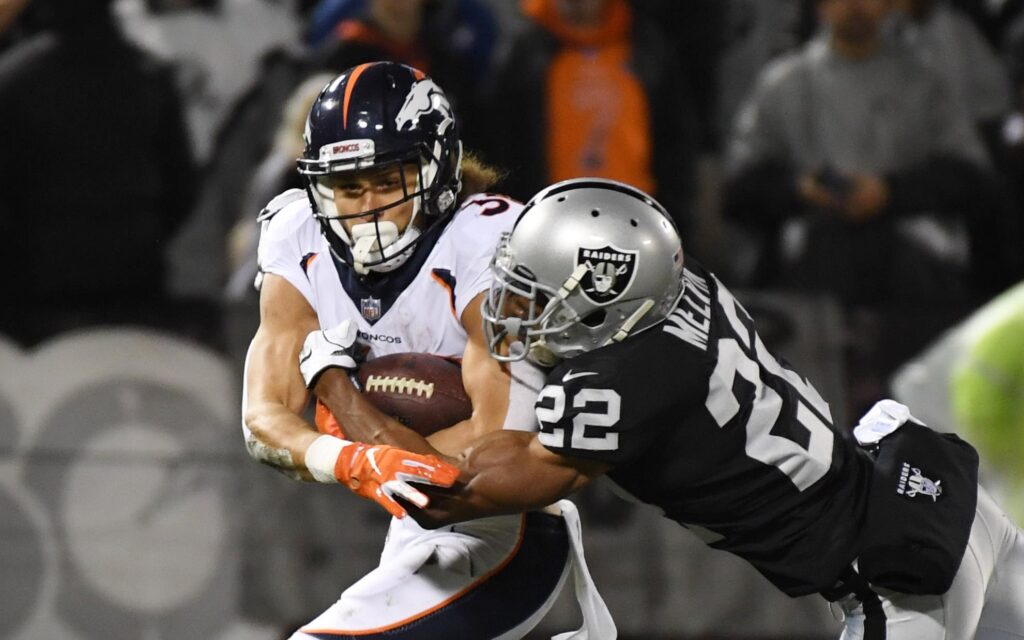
[577,245,638,304]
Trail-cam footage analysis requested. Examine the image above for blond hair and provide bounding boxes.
[277,73,335,158]
[458,151,507,199]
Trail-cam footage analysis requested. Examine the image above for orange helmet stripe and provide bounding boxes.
[342,62,374,129]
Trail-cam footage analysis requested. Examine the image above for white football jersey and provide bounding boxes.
[257,190,522,361]
[253,192,612,640]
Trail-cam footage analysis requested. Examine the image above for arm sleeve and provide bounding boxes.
[503,359,545,433]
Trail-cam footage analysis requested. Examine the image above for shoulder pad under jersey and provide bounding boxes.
[257,188,307,223]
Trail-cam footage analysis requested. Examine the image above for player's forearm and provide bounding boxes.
[315,368,443,456]
[410,466,550,528]
[411,431,585,527]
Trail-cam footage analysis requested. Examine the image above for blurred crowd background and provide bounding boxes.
[1,0,1022,638]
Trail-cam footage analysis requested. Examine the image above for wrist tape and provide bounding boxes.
[305,434,349,484]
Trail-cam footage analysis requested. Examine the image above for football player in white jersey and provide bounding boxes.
[326,178,1024,640]
[242,63,613,639]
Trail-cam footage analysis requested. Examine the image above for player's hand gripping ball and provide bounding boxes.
[355,353,472,436]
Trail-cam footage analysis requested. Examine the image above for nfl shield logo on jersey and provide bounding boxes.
[577,245,638,304]
[361,297,382,321]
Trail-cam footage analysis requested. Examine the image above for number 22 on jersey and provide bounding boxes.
[535,386,622,452]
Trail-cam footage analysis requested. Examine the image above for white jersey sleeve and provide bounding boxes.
[255,189,323,308]
[503,359,544,432]
[446,194,523,319]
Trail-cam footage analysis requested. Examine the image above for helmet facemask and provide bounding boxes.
[482,235,591,367]
[302,141,457,275]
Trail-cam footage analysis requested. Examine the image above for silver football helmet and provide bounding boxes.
[482,178,685,366]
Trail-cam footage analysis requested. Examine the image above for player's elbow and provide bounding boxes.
[241,406,286,465]
[241,422,274,466]
[463,414,500,441]
[242,406,269,448]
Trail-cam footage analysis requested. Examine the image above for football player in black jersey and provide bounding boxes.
[325,178,1024,639]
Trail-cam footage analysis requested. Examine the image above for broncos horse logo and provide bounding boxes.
[395,79,454,135]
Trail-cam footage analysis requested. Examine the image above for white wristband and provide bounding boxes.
[305,434,350,483]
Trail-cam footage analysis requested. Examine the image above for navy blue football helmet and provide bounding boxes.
[298,62,463,274]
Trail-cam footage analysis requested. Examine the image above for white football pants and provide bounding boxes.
[838,485,1024,639]
[290,500,615,640]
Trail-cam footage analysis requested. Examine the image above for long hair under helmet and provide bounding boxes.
[297,62,463,274]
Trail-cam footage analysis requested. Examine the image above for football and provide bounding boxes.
[355,352,472,437]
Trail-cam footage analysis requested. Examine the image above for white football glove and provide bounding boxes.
[299,320,365,388]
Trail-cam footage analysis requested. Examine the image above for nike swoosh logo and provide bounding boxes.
[366,448,382,475]
[562,370,598,382]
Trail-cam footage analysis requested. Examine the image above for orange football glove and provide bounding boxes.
[315,399,345,438]
[334,443,460,518]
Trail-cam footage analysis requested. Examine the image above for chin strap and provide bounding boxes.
[606,298,656,345]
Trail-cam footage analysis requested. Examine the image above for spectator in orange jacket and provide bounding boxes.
[480,0,700,236]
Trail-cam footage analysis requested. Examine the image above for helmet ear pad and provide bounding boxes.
[296,62,464,273]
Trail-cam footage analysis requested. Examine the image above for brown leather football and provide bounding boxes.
[355,353,472,436]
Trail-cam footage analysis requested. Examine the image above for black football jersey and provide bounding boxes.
[536,260,872,596]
